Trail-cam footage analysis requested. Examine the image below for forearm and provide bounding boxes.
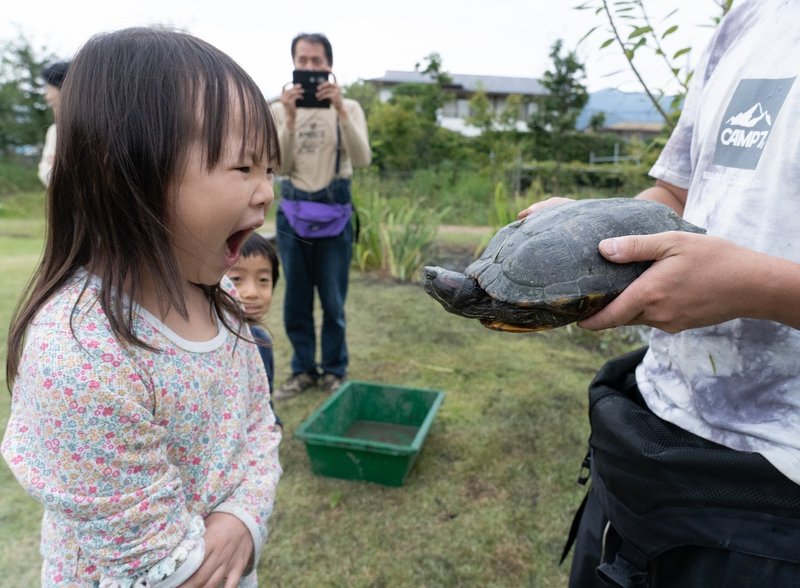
[277,124,295,174]
[635,180,687,216]
[214,394,282,567]
[744,250,800,329]
[340,104,371,168]
[2,375,202,584]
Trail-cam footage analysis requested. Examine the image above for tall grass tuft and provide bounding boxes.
[354,167,494,226]
[474,179,548,255]
[354,189,448,281]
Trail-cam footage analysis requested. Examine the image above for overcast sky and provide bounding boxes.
[3,1,724,99]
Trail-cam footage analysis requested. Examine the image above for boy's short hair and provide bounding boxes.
[241,232,280,288]
[41,61,70,89]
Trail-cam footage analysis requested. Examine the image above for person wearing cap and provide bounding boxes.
[38,61,70,187]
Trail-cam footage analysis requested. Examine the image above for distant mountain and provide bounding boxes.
[576,88,677,130]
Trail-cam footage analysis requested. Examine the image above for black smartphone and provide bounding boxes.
[293,70,332,108]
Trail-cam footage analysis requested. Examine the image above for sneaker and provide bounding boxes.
[321,373,344,394]
[274,372,317,400]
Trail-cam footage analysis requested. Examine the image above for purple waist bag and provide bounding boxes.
[280,199,353,239]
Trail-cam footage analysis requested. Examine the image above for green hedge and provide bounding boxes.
[0,158,40,195]
[512,160,653,197]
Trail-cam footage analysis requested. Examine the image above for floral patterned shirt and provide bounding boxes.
[1,272,282,586]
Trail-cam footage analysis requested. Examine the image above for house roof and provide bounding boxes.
[368,70,546,96]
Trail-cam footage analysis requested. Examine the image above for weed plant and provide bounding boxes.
[353,188,447,281]
[355,166,495,227]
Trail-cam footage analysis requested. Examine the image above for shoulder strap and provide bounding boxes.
[335,120,341,176]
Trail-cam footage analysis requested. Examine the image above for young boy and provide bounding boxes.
[227,232,282,420]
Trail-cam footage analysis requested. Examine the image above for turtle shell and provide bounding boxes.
[465,198,705,321]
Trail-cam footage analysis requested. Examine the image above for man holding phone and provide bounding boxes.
[271,33,372,399]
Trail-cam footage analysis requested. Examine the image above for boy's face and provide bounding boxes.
[227,254,274,322]
[45,84,62,116]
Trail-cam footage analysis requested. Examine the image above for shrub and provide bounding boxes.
[514,160,652,196]
[0,157,40,196]
[353,187,447,282]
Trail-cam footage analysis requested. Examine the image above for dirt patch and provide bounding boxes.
[437,224,491,237]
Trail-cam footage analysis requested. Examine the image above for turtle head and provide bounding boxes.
[421,266,495,319]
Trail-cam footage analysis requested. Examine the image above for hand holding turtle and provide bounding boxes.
[517,196,573,220]
[577,230,800,333]
[423,198,704,332]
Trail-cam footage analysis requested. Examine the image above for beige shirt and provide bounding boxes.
[271,98,371,192]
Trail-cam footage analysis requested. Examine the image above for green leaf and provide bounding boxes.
[673,47,690,59]
[661,25,678,39]
[579,26,600,45]
[600,38,616,49]
[329,490,343,509]
[628,25,652,39]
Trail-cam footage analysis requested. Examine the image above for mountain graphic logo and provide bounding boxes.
[714,77,795,170]
[726,103,772,128]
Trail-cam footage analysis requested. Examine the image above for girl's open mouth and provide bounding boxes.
[225,229,252,265]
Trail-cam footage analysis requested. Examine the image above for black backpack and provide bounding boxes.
[563,347,800,587]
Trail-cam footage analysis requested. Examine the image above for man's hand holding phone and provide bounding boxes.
[281,70,345,130]
[292,70,333,108]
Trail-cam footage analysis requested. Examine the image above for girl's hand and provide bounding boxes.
[517,196,573,220]
[577,231,761,333]
[182,512,254,588]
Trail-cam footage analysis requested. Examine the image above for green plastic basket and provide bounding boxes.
[294,380,445,486]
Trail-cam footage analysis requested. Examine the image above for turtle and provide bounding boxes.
[421,197,705,332]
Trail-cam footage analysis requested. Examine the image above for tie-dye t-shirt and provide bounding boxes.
[637,0,800,484]
[1,272,282,586]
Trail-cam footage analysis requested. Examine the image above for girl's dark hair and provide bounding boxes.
[291,33,333,66]
[6,27,280,387]
[240,232,280,289]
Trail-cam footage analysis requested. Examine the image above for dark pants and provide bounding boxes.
[568,348,800,587]
[275,207,352,378]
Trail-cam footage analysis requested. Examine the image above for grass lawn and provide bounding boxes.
[0,217,637,587]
